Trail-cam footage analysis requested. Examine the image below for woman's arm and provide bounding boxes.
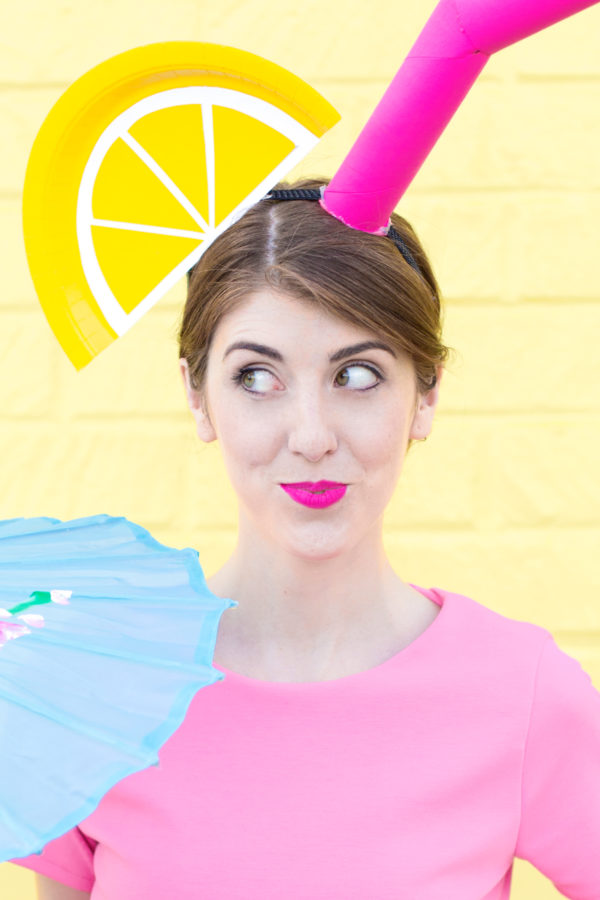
[36,873,91,900]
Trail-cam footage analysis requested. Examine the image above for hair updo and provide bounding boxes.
[178,177,453,412]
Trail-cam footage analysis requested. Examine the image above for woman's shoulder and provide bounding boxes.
[419,585,597,723]
[426,583,555,669]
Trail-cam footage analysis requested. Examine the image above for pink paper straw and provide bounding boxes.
[321,0,599,234]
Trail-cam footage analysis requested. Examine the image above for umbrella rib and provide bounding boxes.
[23,628,220,677]
[0,684,157,761]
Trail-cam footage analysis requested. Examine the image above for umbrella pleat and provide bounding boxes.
[0,682,158,759]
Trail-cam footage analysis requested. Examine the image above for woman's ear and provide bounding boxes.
[409,365,443,441]
[179,358,218,443]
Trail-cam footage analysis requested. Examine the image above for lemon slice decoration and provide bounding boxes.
[23,43,339,370]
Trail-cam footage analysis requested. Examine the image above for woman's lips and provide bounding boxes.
[280,482,347,509]
[284,481,346,491]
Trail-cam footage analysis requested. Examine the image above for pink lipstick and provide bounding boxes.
[280,481,347,509]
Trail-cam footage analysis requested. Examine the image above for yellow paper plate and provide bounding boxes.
[23,42,340,369]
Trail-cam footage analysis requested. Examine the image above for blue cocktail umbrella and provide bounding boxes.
[0,513,236,862]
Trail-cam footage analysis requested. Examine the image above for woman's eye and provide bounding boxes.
[335,364,381,390]
[235,368,278,393]
[232,363,382,395]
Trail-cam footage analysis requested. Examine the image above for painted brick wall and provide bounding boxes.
[1,1,599,896]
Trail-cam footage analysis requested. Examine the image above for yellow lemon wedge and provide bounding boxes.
[23,42,339,369]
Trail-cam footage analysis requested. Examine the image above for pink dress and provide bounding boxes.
[11,585,600,899]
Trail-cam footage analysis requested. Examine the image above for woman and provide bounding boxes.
[17,181,600,898]
[178,181,446,683]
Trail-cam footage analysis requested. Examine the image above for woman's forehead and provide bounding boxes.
[213,289,385,350]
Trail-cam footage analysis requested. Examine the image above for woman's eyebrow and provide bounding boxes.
[222,340,397,363]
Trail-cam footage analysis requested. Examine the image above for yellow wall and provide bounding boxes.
[1,1,599,896]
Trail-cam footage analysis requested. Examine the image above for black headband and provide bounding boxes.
[266,188,423,276]
[187,188,424,283]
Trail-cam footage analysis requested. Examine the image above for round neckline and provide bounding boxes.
[212,584,448,688]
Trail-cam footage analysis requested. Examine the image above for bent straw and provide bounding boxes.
[321,0,599,234]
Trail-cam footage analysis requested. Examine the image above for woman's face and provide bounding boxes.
[180,289,442,560]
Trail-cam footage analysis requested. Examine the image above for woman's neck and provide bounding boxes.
[207,533,438,681]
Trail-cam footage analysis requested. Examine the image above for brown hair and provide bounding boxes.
[179,177,453,429]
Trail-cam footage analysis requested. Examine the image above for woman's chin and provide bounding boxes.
[272,523,362,562]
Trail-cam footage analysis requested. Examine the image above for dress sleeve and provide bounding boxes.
[9,826,97,893]
[514,634,600,899]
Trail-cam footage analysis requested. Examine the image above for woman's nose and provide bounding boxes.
[286,387,339,460]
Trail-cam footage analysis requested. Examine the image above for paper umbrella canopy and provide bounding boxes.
[0,513,236,862]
